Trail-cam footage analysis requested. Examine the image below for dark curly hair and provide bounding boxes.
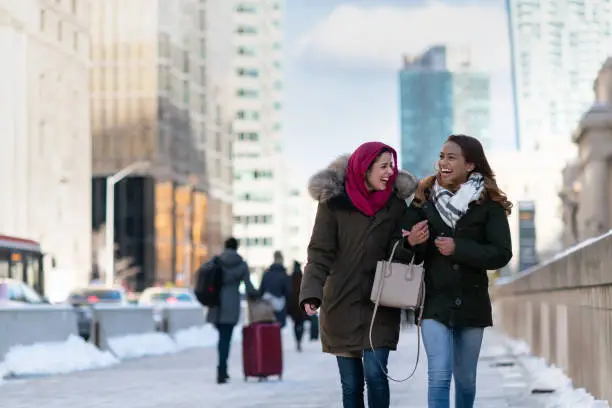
[413,134,512,215]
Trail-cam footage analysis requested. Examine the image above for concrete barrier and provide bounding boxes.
[91,305,155,351]
[495,231,612,402]
[161,305,206,336]
[0,305,78,359]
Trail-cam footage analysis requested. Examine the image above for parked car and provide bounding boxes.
[138,287,198,330]
[67,286,127,340]
[0,278,49,306]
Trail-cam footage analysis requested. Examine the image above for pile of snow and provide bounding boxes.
[174,323,243,351]
[502,336,610,408]
[174,325,218,350]
[479,345,508,359]
[107,332,177,360]
[2,335,118,378]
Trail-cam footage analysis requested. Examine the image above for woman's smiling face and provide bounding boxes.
[438,141,474,187]
[366,152,395,191]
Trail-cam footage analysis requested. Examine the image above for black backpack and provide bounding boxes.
[194,256,223,307]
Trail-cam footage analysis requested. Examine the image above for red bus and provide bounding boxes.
[0,235,45,295]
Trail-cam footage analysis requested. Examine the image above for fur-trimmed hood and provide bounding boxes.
[308,155,418,203]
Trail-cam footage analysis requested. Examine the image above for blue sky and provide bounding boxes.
[282,0,515,183]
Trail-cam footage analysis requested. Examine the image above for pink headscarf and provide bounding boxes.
[345,142,398,216]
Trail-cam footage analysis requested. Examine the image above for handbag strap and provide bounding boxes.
[368,240,426,383]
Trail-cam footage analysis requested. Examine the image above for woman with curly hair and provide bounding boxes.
[402,134,513,408]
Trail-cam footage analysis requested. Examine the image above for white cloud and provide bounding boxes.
[292,1,510,72]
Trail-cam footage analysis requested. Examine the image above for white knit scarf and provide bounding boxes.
[431,172,485,229]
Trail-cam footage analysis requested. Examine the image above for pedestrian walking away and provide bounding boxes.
[202,237,259,384]
[259,251,292,328]
[401,134,513,408]
[300,141,418,408]
[287,260,307,352]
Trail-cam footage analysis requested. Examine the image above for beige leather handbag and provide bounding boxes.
[369,240,426,382]
[247,299,277,325]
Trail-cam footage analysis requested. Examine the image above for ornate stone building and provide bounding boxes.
[560,58,612,245]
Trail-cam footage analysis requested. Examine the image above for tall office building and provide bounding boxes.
[507,0,612,150]
[399,45,491,179]
[204,84,234,258]
[0,0,92,300]
[229,0,287,277]
[90,0,232,290]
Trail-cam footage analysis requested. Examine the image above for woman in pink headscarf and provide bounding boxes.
[300,142,419,408]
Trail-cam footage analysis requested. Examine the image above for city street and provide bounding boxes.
[1,326,548,408]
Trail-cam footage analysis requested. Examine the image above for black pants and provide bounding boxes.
[294,320,304,345]
[216,323,234,374]
[309,314,319,340]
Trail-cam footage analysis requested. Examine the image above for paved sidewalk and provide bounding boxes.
[1,326,542,408]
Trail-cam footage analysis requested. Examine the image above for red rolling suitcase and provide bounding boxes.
[242,323,283,381]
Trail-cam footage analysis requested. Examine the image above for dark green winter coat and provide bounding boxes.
[299,155,418,355]
[402,197,512,328]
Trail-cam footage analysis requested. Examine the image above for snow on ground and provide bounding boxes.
[491,334,610,408]
[174,325,218,350]
[174,323,244,351]
[0,321,248,384]
[107,332,177,360]
[1,335,118,378]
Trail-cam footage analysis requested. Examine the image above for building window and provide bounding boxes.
[273,102,282,110]
[73,32,78,51]
[234,215,274,224]
[71,0,77,13]
[237,132,259,141]
[273,61,281,69]
[40,10,45,31]
[236,110,259,120]
[57,21,63,41]
[237,46,256,56]
[236,4,257,13]
[237,192,272,202]
[236,68,259,78]
[253,170,273,179]
[236,88,258,98]
[242,237,273,247]
[274,80,282,90]
[236,26,257,35]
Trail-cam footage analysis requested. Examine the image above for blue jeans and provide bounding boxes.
[336,348,390,408]
[421,319,484,408]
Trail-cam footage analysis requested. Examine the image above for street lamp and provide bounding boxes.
[105,161,149,287]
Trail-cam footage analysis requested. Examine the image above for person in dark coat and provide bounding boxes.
[288,261,307,351]
[259,251,291,328]
[205,237,258,384]
[402,134,512,408]
[300,142,418,408]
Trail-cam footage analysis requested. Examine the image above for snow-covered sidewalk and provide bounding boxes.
[483,331,610,408]
[0,323,237,379]
[2,327,592,408]
[3,324,604,408]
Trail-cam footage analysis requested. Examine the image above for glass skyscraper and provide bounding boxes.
[506,0,612,150]
[399,45,491,179]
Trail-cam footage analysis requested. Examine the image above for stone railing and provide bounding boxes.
[494,231,612,402]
